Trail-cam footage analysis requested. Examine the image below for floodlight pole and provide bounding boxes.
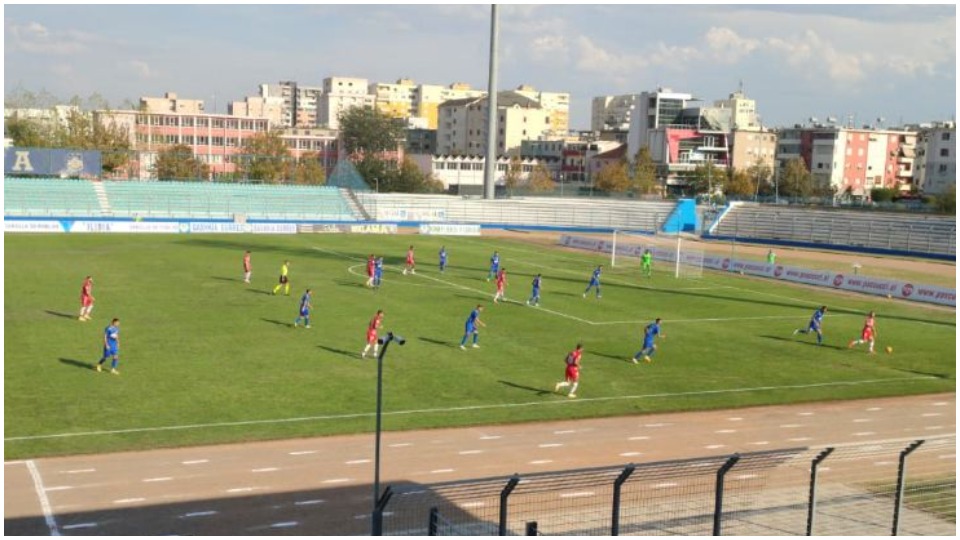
[372,332,399,535]
[483,5,499,200]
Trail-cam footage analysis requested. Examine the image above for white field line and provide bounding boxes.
[5,376,939,442]
[26,460,60,536]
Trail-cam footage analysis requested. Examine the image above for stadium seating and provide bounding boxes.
[3,177,102,216]
[712,204,957,257]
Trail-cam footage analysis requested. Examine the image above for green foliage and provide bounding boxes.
[503,156,523,191]
[527,163,555,192]
[288,152,327,186]
[633,146,658,195]
[725,168,757,198]
[339,106,406,155]
[154,144,210,181]
[870,187,897,203]
[594,159,631,192]
[934,185,956,214]
[687,162,725,196]
[236,130,292,183]
[4,115,52,147]
[4,234,954,458]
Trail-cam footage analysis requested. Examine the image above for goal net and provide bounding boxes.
[610,230,703,279]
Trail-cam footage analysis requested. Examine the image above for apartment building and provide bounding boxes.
[229,95,285,127]
[410,154,548,192]
[913,121,956,195]
[513,84,570,135]
[775,124,918,197]
[713,89,761,131]
[729,128,777,172]
[436,91,551,156]
[317,76,375,130]
[591,94,639,132]
[371,78,418,120]
[140,92,205,115]
[258,81,324,128]
[626,88,694,159]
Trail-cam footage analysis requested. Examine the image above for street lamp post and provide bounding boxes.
[372,331,405,536]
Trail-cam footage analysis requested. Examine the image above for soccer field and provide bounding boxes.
[4,233,955,459]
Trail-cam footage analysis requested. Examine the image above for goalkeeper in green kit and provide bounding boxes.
[641,249,653,278]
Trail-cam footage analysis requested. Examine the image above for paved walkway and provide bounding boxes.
[4,393,954,535]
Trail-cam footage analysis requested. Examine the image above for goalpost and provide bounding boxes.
[611,230,703,279]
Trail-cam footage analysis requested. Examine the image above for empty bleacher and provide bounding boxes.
[4,177,102,216]
[712,204,956,257]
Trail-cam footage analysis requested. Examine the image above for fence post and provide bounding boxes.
[428,506,439,536]
[372,485,393,536]
[713,455,740,536]
[525,521,538,536]
[499,474,521,536]
[611,464,636,536]
[892,440,924,536]
[806,447,835,535]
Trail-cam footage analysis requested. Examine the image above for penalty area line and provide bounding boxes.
[5,376,936,443]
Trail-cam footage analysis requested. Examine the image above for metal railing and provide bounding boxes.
[376,436,955,536]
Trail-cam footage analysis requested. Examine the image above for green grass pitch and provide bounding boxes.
[4,233,955,459]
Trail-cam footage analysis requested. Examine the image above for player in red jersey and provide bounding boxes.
[361,310,385,358]
[78,275,95,321]
[403,245,416,275]
[365,254,375,287]
[243,250,252,284]
[493,267,507,303]
[554,344,583,398]
[848,311,878,353]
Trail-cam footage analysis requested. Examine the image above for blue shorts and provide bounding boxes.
[808,322,820,331]
[642,340,654,350]
[300,309,310,317]
[589,279,599,287]
[465,323,476,334]
[103,346,118,358]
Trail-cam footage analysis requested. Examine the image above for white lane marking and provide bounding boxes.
[538,443,564,448]
[727,417,743,421]
[143,477,173,483]
[654,482,678,489]
[820,467,831,472]
[749,441,770,446]
[853,419,871,423]
[644,423,670,428]
[939,454,955,460]
[620,452,643,457]
[779,424,802,428]
[462,501,486,508]
[922,413,943,417]
[63,469,96,474]
[181,511,218,518]
[345,459,371,465]
[932,402,948,406]
[388,443,413,448]
[715,429,736,434]
[458,450,483,455]
[226,487,257,494]
[295,499,325,506]
[875,461,894,466]
[182,459,208,465]
[705,445,725,450]
[44,486,73,492]
[26,461,60,536]
[798,412,815,416]
[61,523,97,530]
[867,407,883,411]
[628,436,650,441]
[252,468,278,473]
[270,521,299,528]
[553,430,576,435]
[431,469,455,474]
[114,498,146,504]
[7,377,939,442]
[788,437,812,442]
[560,491,596,498]
[289,451,317,456]
[529,460,554,465]
[734,474,758,480]
[853,432,876,436]
[479,435,501,440]
[925,426,944,430]
[322,478,351,484]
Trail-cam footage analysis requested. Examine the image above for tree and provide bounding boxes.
[779,157,814,199]
[633,146,657,195]
[4,116,51,147]
[687,162,724,196]
[746,158,773,197]
[503,156,523,192]
[593,159,631,192]
[53,109,131,173]
[527,163,555,192]
[237,130,292,183]
[288,153,327,185]
[339,106,406,156]
[724,169,757,199]
[154,144,209,181]
[934,185,956,214]
[870,187,897,203]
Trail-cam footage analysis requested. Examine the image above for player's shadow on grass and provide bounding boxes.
[261,318,293,328]
[333,279,368,289]
[888,367,953,380]
[317,345,359,359]
[211,276,242,283]
[418,337,453,348]
[59,358,96,371]
[498,380,554,397]
[592,350,635,364]
[760,335,845,350]
[45,310,76,319]
[247,289,276,296]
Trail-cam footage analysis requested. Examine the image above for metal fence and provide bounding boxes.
[376,435,955,536]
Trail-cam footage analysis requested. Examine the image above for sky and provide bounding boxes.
[4,4,957,130]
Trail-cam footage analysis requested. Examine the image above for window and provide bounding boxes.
[212,119,224,129]
[196,136,209,145]
[196,118,209,128]
[182,135,194,145]
[211,137,224,146]
[460,163,470,171]
[942,132,951,141]
[939,164,948,173]
[182,117,194,127]
[940,148,950,157]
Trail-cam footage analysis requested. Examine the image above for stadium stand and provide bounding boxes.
[4,177,102,217]
[711,203,956,257]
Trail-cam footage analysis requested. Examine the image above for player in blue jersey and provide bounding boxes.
[632,318,664,364]
[439,246,448,273]
[373,256,384,289]
[583,265,603,299]
[793,305,827,345]
[526,273,543,306]
[293,288,313,328]
[487,251,500,281]
[96,318,121,375]
[459,304,486,350]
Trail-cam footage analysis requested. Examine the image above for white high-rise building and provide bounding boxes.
[914,121,956,195]
[626,88,694,158]
[436,91,551,156]
[591,95,639,132]
[318,76,375,129]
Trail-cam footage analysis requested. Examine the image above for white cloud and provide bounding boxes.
[704,27,759,63]
[121,60,157,80]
